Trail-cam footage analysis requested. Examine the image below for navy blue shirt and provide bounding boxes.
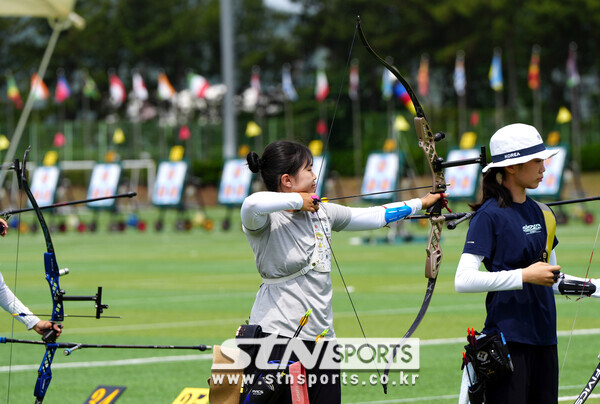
[463,197,558,346]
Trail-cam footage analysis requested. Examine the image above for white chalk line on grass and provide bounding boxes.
[61,303,484,335]
[344,392,600,403]
[39,312,600,338]
[0,353,213,373]
[346,394,459,403]
[25,291,258,313]
[336,303,484,318]
[4,328,599,372]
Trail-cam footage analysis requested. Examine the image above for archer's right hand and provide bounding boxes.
[299,193,320,213]
[0,218,7,237]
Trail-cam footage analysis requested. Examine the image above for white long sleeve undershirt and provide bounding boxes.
[0,272,40,330]
[240,191,421,231]
[455,250,600,297]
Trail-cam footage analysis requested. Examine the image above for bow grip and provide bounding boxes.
[426,197,443,216]
[42,323,63,343]
[425,217,444,278]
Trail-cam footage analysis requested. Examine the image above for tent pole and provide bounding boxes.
[0,19,68,188]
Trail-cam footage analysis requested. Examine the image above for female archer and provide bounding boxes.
[241,140,445,403]
[0,217,62,338]
[455,124,600,403]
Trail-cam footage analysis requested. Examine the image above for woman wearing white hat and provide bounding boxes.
[455,123,600,403]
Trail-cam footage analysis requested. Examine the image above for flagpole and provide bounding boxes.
[458,94,466,136]
[568,42,582,172]
[284,99,294,140]
[282,63,297,140]
[350,59,362,177]
[82,83,91,160]
[220,0,237,160]
[533,88,542,131]
[529,45,542,132]
[492,47,504,128]
[5,91,14,145]
[454,50,467,139]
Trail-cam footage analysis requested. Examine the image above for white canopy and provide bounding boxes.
[0,0,77,18]
[0,0,84,189]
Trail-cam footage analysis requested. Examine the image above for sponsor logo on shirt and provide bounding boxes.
[522,223,542,235]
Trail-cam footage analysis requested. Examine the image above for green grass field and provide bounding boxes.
[1,202,600,403]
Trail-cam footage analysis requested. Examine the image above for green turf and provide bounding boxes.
[1,204,600,403]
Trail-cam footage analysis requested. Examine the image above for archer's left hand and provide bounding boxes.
[33,321,62,339]
[421,193,449,210]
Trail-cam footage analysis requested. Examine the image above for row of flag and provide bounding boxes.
[482,43,580,94]
[4,43,582,114]
[4,70,211,110]
[267,42,582,110]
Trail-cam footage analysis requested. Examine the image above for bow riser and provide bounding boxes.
[415,117,446,195]
[44,252,65,323]
[426,218,444,279]
[34,347,56,404]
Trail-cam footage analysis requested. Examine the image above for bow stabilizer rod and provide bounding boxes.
[0,192,137,220]
[0,337,211,356]
[445,196,600,230]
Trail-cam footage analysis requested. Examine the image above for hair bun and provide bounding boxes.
[246,151,261,173]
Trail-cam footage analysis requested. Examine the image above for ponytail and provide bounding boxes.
[246,140,313,192]
[470,167,513,211]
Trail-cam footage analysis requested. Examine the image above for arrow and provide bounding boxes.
[292,309,312,339]
[441,196,600,230]
[320,185,444,203]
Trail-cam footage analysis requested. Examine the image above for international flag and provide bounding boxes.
[282,64,298,101]
[54,74,71,104]
[417,54,429,97]
[188,73,210,99]
[381,69,393,101]
[314,69,329,102]
[348,61,359,101]
[528,45,541,90]
[157,73,176,100]
[83,73,100,100]
[454,50,466,96]
[109,74,126,106]
[489,48,503,92]
[178,125,191,141]
[30,73,49,100]
[6,74,23,109]
[53,132,66,147]
[250,67,261,97]
[132,72,148,100]
[0,135,9,150]
[566,42,580,88]
[393,81,416,115]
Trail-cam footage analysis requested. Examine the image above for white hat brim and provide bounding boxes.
[482,148,559,173]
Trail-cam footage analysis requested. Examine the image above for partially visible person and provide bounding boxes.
[0,217,62,338]
[455,123,600,404]
[241,140,446,403]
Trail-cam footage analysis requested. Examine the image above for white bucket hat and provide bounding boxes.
[482,123,558,173]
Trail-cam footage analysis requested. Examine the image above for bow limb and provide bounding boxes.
[18,148,65,325]
[356,16,447,393]
[574,353,600,404]
[15,147,63,403]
